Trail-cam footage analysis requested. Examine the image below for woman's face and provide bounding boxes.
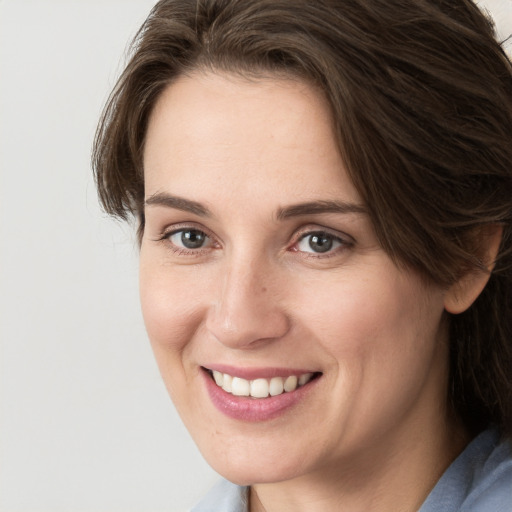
[140,71,451,484]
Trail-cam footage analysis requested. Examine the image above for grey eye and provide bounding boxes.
[297,232,341,254]
[169,229,209,249]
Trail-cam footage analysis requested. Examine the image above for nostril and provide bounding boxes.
[206,304,291,350]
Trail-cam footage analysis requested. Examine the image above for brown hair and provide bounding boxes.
[93,0,512,438]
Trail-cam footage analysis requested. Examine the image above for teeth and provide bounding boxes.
[298,373,312,386]
[232,377,250,396]
[213,370,223,387]
[269,376,284,396]
[284,375,298,392]
[251,378,269,398]
[222,374,233,393]
[210,370,315,398]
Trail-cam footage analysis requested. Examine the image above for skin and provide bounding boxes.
[140,71,471,512]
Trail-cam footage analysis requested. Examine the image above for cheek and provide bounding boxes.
[310,269,441,347]
[139,261,213,413]
[139,258,207,362]
[296,267,446,392]
[294,268,447,442]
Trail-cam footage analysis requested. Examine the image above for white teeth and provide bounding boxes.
[210,370,315,398]
[284,375,298,392]
[222,374,233,393]
[298,373,313,386]
[213,370,224,387]
[231,377,250,396]
[251,378,270,398]
[269,376,284,396]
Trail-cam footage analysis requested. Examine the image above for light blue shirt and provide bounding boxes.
[191,429,512,511]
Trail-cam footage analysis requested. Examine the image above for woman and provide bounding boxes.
[93,0,512,510]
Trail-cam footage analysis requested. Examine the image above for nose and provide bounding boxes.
[205,255,291,349]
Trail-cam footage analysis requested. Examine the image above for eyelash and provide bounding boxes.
[156,225,218,256]
[156,225,352,258]
[292,230,352,259]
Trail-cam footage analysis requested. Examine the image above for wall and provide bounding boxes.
[0,2,217,511]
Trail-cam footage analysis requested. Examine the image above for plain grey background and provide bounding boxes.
[0,1,510,511]
[0,1,217,511]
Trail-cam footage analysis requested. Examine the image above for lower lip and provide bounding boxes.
[202,370,319,422]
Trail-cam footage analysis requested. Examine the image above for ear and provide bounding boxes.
[444,224,503,314]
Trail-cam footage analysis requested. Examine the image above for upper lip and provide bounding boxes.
[202,364,320,380]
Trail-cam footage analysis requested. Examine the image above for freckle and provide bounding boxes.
[262,287,267,293]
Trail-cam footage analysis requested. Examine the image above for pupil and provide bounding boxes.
[181,230,205,249]
[309,234,333,253]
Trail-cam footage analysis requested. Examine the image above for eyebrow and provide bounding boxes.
[276,200,367,220]
[145,192,211,217]
[144,193,366,220]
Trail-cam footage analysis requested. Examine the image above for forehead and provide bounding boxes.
[143,71,361,207]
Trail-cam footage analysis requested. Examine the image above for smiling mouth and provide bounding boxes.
[204,368,321,399]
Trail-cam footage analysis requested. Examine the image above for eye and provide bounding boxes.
[296,231,344,254]
[167,228,212,250]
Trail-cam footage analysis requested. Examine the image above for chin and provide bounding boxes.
[190,423,321,486]
[207,454,308,486]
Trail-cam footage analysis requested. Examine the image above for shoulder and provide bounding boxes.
[420,429,512,512]
[190,479,249,512]
[460,430,512,512]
